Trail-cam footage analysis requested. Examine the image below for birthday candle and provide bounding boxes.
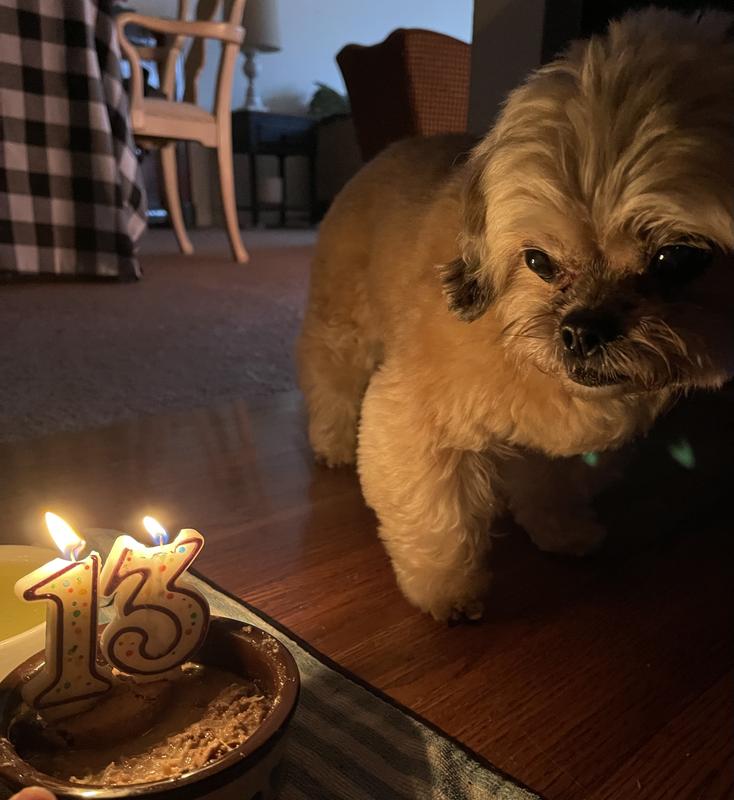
[14,513,111,719]
[100,520,210,679]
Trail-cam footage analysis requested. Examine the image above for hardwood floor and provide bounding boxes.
[2,389,732,800]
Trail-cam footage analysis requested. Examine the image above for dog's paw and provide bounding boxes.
[313,446,356,468]
[308,410,358,467]
[396,567,492,623]
[309,427,357,467]
[448,597,485,624]
[520,506,606,556]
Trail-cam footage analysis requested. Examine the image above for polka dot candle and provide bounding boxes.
[13,513,111,719]
[100,524,210,679]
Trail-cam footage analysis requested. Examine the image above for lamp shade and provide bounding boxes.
[242,0,281,53]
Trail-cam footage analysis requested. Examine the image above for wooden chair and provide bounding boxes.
[116,0,249,263]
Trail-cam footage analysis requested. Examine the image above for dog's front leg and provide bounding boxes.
[358,368,497,621]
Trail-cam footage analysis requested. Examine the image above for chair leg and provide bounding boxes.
[217,128,249,264]
[160,143,193,255]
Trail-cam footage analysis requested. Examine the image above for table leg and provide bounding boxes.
[278,154,286,228]
[249,152,259,228]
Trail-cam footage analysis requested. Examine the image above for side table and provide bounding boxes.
[231,109,318,227]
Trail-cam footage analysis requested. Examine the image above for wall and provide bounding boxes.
[132,0,473,113]
[468,0,545,135]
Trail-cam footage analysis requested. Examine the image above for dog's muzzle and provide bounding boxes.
[560,308,624,386]
[560,308,620,358]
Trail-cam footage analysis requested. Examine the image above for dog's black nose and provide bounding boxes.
[560,309,620,358]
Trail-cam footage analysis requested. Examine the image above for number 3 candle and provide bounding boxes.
[14,513,111,719]
[100,519,210,678]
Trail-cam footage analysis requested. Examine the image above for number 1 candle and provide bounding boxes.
[14,513,111,719]
[100,519,210,679]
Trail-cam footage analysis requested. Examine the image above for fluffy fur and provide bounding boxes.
[298,9,734,620]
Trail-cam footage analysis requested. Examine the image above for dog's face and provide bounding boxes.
[442,8,734,395]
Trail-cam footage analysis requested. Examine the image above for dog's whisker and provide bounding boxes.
[500,311,555,339]
[500,332,549,341]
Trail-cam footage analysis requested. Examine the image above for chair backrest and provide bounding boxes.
[183,0,243,104]
[151,0,245,115]
[337,28,470,162]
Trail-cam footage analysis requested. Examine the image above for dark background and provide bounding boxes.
[543,0,734,62]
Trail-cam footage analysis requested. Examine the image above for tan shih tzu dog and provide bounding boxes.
[298,8,734,620]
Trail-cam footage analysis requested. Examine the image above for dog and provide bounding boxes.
[297,8,734,620]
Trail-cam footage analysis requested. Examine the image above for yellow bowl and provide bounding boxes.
[0,546,56,681]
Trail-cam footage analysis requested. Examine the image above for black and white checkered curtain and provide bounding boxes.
[0,0,147,279]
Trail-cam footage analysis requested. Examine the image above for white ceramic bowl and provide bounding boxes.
[0,546,55,681]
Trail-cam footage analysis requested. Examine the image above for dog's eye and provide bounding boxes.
[648,245,712,283]
[524,249,556,282]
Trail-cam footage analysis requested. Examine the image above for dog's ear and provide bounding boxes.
[438,153,496,322]
[438,256,493,322]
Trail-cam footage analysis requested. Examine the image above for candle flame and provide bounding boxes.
[143,516,169,546]
[45,512,84,561]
